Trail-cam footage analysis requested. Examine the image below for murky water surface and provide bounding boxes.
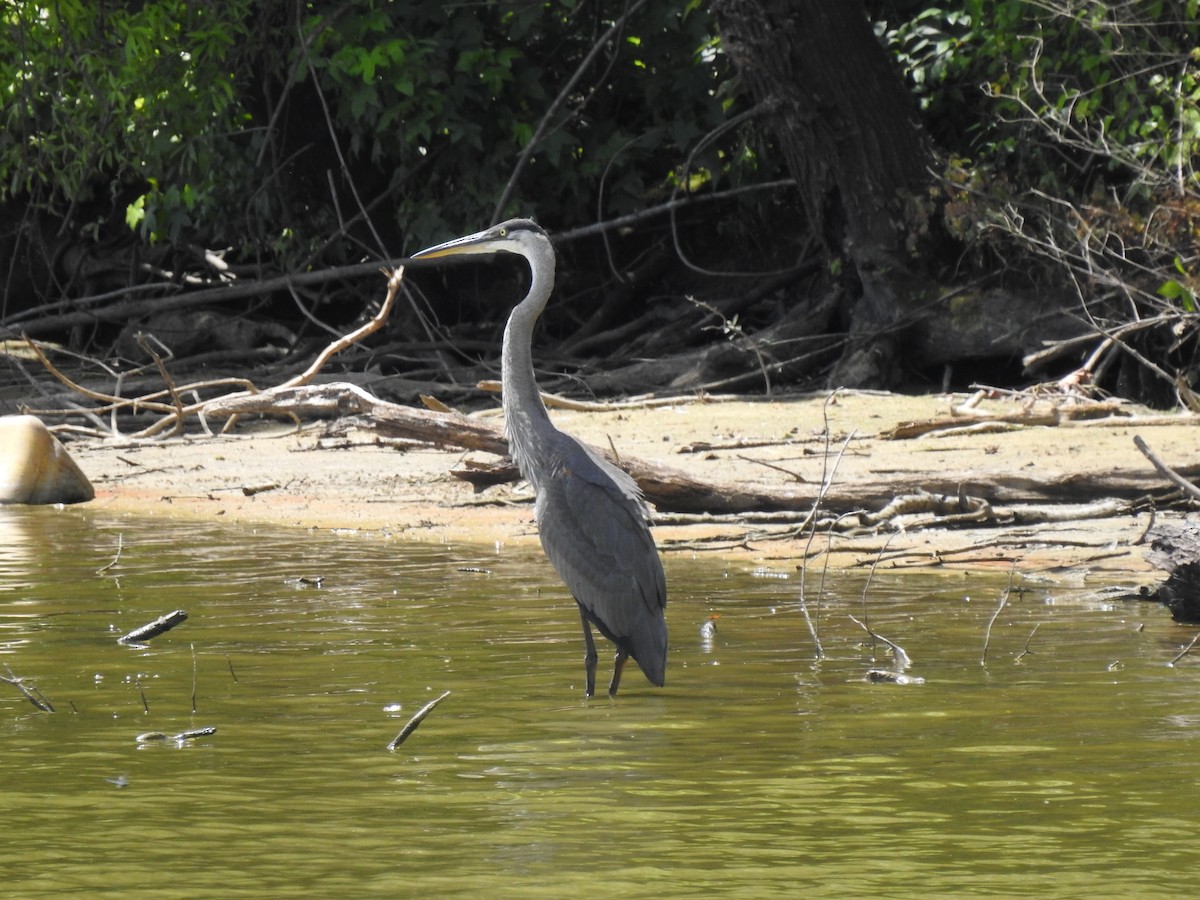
[1,505,1197,897]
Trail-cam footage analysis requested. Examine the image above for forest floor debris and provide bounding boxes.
[64,390,1197,582]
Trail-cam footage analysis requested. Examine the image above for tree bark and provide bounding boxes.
[712,0,939,387]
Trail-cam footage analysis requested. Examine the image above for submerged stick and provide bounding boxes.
[387,690,451,751]
[118,609,188,645]
[96,534,123,575]
[1,666,55,712]
[980,564,1018,666]
[847,613,913,672]
[858,530,900,659]
[1168,633,1200,667]
[796,389,853,660]
[1014,623,1041,664]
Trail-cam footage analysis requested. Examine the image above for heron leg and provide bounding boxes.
[608,649,629,698]
[579,607,598,698]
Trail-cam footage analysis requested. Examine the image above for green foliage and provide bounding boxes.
[1158,256,1198,312]
[882,1,1200,196]
[296,0,735,246]
[1,0,262,244]
[1,0,738,258]
[883,1,1200,402]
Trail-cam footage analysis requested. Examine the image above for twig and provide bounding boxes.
[737,454,806,483]
[859,530,901,658]
[981,564,1018,665]
[1168,633,1200,667]
[23,336,256,430]
[134,333,186,438]
[556,179,798,244]
[1,665,55,712]
[118,609,188,645]
[214,266,406,435]
[476,380,740,411]
[1133,504,1157,546]
[796,389,853,659]
[22,265,405,437]
[387,690,451,751]
[301,18,387,259]
[1014,623,1041,664]
[190,643,198,714]
[1133,434,1200,501]
[7,258,402,335]
[847,613,913,672]
[606,434,622,466]
[24,337,175,414]
[96,533,123,574]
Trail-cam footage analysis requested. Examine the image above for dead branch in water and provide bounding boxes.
[1014,623,1041,664]
[848,613,914,673]
[1,665,55,712]
[96,533,123,574]
[387,690,452,751]
[136,726,217,744]
[796,389,853,660]
[980,565,1018,666]
[118,609,188,645]
[1168,633,1200,667]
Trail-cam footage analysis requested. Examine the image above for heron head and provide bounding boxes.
[411,218,548,263]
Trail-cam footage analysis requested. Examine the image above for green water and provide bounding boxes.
[1,504,1197,897]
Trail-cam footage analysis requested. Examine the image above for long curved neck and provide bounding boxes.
[501,238,557,485]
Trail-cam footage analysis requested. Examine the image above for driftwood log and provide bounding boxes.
[203,382,1200,521]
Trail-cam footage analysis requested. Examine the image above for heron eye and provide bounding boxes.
[498,228,508,237]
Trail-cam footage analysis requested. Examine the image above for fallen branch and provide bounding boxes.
[0,662,55,710]
[136,333,186,438]
[118,609,189,645]
[1134,434,1200,502]
[23,266,408,439]
[882,395,1138,440]
[1168,633,1200,666]
[6,256,404,336]
[860,489,992,526]
[23,337,257,437]
[475,379,738,412]
[136,726,217,744]
[1,665,55,712]
[387,690,451,750]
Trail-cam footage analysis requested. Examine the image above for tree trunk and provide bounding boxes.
[712,0,939,387]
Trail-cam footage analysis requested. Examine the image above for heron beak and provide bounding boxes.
[411,228,509,261]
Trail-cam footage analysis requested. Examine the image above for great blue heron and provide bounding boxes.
[412,219,668,697]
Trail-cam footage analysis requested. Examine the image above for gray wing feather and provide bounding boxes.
[533,434,667,683]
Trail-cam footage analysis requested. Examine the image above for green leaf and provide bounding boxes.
[125,194,146,231]
[1158,279,1197,312]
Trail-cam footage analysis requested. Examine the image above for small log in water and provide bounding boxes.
[136,726,217,744]
[118,609,188,645]
[387,691,451,751]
